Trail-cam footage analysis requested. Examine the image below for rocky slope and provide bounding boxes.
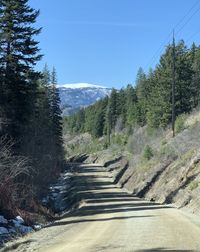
[0,168,75,245]
[83,109,200,216]
[85,150,200,216]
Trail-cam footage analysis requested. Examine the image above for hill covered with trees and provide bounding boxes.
[64,41,200,140]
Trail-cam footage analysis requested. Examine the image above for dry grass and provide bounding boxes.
[185,106,200,128]
[0,137,31,217]
[126,126,165,155]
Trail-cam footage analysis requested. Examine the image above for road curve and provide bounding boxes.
[3,164,200,252]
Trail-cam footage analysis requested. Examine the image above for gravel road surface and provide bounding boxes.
[2,164,200,252]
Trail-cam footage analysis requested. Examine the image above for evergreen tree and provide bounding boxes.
[25,66,53,186]
[0,1,66,209]
[0,0,42,140]
[191,46,200,107]
[107,88,118,130]
[125,84,138,127]
[92,99,107,138]
[42,64,51,86]
[189,42,197,65]
[135,67,148,125]
[117,88,126,127]
[147,41,193,128]
[50,67,64,166]
[64,39,200,142]
[175,40,193,115]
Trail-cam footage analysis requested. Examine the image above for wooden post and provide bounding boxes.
[172,30,176,137]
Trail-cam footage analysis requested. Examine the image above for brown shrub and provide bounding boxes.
[0,137,30,217]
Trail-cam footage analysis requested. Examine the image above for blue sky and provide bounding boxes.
[30,0,200,88]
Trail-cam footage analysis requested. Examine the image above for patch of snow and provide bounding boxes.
[15,216,24,224]
[58,83,107,89]
[54,185,65,190]
[0,227,9,235]
[0,215,8,224]
[33,225,42,230]
[12,216,24,227]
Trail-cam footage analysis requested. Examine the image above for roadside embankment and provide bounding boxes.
[85,148,200,216]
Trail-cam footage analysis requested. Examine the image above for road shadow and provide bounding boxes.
[46,215,153,227]
[68,204,171,218]
[49,164,172,227]
[135,249,196,252]
[1,239,36,251]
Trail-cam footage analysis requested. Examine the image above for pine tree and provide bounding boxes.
[125,84,138,127]
[24,65,53,185]
[92,99,107,138]
[64,40,200,141]
[135,67,148,125]
[42,64,51,86]
[0,0,42,140]
[191,46,200,107]
[175,40,193,115]
[146,41,193,128]
[50,67,64,167]
[107,88,118,130]
[117,88,126,127]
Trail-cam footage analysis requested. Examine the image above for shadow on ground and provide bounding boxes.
[47,164,172,228]
[1,240,36,252]
[135,249,196,252]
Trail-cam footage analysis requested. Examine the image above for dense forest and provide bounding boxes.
[0,0,64,218]
[65,41,200,141]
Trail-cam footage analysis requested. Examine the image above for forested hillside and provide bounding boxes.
[65,41,200,139]
[0,0,64,219]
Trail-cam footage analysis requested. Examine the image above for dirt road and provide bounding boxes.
[3,164,200,252]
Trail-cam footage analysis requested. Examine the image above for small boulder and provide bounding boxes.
[12,216,24,227]
[17,225,33,234]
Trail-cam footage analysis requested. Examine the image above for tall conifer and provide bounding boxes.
[0,0,42,140]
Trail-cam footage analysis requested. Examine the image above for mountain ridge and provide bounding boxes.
[58,83,112,116]
[58,83,108,89]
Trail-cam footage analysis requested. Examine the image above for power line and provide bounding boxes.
[144,0,200,72]
[174,0,200,31]
[175,2,200,36]
[185,29,200,44]
[172,30,176,138]
[144,31,172,71]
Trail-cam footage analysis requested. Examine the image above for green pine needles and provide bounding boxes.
[0,0,64,214]
[65,40,200,140]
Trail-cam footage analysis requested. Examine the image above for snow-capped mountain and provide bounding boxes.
[58,83,112,116]
[60,83,107,89]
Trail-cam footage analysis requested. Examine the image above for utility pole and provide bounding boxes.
[106,105,111,146]
[172,30,176,138]
[107,123,111,146]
